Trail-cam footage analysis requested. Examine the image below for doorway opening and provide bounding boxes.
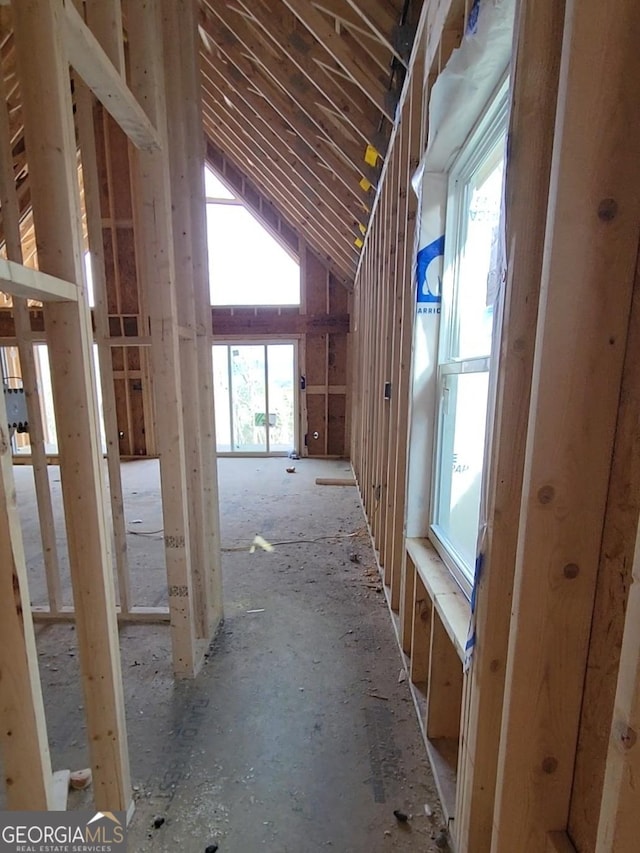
[212,341,298,456]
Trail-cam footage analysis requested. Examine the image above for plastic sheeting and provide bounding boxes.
[406,0,516,666]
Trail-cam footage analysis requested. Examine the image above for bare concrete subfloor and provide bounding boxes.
[9,458,446,852]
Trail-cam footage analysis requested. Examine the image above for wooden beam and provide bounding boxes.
[203,111,358,278]
[181,0,224,632]
[76,83,132,616]
[204,4,376,198]
[0,66,62,615]
[203,90,361,248]
[127,0,203,676]
[0,385,53,809]
[85,0,125,72]
[453,0,565,849]
[280,0,394,121]
[595,500,640,850]
[0,258,78,302]
[200,58,370,219]
[13,0,132,812]
[61,0,160,151]
[342,0,408,65]
[163,0,217,639]
[491,0,640,848]
[234,0,383,149]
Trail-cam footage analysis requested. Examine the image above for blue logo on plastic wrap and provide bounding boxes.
[416,234,444,304]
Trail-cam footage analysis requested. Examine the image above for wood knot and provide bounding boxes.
[542,756,558,774]
[537,485,555,505]
[615,721,637,751]
[563,563,580,579]
[597,198,618,222]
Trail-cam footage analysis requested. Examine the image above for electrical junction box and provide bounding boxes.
[3,384,29,435]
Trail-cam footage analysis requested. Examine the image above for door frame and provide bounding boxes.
[212,337,300,457]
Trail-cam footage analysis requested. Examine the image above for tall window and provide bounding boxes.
[430,83,508,594]
[205,167,300,306]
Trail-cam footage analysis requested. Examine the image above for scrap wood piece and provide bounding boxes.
[315,477,356,486]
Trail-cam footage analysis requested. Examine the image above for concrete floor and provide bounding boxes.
[6,457,447,852]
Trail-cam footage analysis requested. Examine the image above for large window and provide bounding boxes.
[430,83,508,593]
[205,167,300,306]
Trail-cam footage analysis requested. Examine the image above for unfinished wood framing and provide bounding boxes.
[0,382,53,809]
[491,0,640,848]
[453,0,565,848]
[0,0,639,845]
[12,0,132,811]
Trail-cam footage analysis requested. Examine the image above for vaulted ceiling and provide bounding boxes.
[198,0,420,285]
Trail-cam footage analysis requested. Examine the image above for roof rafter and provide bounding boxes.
[203,107,358,277]
[202,2,374,181]
[342,0,410,65]
[204,89,360,248]
[204,118,357,267]
[199,10,376,201]
[279,0,395,121]
[234,0,382,152]
[201,60,368,224]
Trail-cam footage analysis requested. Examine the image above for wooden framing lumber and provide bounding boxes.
[12,0,132,812]
[453,0,564,849]
[207,3,376,176]
[343,0,408,66]
[490,0,640,847]
[61,0,160,152]
[232,1,381,152]
[162,0,223,638]
[0,67,62,615]
[594,505,640,850]
[0,384,53,810]
[201,56,368,224]
[198,13,376,200]
[127,0,205,676]
[181,0,224,632]
[76,81,131,615]
[0,258,78,302]
[279,0,394,121]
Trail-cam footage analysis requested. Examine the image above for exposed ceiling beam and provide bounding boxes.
[342,0,409,65]
[280,0,395,121]
[202,2,374,180]
[199,18,376,201]
[203,109,358,278]
[234,0,381,151]
[201,61,368,223]
[204,90,360,250]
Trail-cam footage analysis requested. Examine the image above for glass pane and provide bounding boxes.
[206,204,300,306]
[434,371,489,577]
[204,166,235,200]
[212,346,232,452]
[230,345,267,452]
[452,151,504,360]
[267,344,295,452]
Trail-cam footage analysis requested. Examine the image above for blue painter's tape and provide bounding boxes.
[416,234,444,303]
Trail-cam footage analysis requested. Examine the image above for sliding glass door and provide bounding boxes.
[212,342,296,455]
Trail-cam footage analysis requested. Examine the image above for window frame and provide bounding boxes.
[429,78,510,597]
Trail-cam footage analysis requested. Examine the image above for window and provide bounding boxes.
[430,82,509,594]
[205,166,300,306]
